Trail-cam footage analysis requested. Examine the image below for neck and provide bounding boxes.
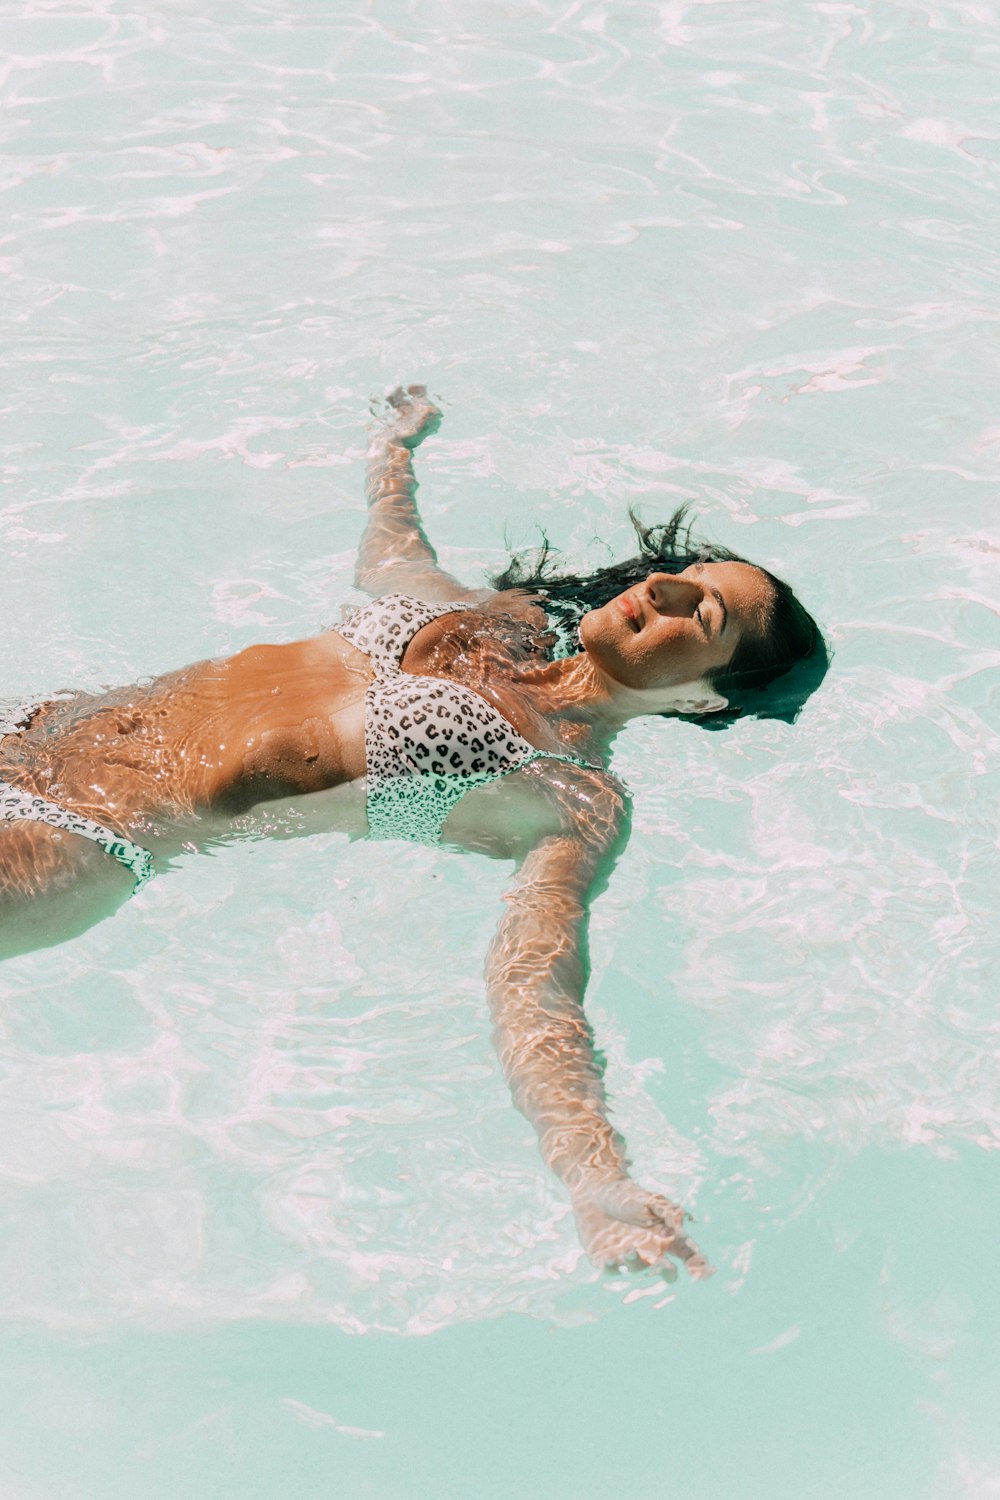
[514,654,727,733]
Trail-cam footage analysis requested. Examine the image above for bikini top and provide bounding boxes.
[336,593,593,844]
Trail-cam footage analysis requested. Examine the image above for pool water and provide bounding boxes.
[1,0,998,1494]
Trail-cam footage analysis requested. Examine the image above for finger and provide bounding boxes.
[632,1244,681,1282]
[602,1249,679,1283]
[631,1206,706,1271]
[663,1232,711,1277]
[646,1195,693,1233]
[644,1255,679,1284]
[685,1253,715,1281]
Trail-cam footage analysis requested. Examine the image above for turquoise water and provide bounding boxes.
[1,0,999,1494]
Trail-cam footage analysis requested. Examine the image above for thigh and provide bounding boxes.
[0,820,135,960]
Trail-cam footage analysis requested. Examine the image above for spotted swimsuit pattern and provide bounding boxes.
[337,593,590,843]
[0,779,154,888]
[0,700,154,890]
[0,594,583,885]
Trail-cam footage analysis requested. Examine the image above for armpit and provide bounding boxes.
[486,589,551,631]
[522,759,630,854]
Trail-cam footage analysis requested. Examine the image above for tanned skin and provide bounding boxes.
[0,387,752,1277]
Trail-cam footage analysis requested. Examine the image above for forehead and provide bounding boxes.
[685,559,774,624]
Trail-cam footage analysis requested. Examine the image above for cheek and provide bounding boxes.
[640,625,717,685]
[580,607,623,660]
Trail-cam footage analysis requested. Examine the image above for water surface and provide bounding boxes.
[1,0,998,1494]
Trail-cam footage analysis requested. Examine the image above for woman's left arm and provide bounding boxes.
[484,766,709,1276]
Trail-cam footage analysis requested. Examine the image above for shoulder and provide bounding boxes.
[523,759,630,844]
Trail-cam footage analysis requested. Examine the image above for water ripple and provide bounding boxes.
[0,0,998,1337]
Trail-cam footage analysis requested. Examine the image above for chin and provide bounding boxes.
[576,612,607,663]
[578,609,599,645]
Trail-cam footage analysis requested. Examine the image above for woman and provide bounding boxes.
[0,386,823,1276]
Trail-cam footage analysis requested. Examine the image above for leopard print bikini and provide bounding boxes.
[0,780,154,888]
[337,593,593,843]
[0,593,588,887]
[0,699,154,889]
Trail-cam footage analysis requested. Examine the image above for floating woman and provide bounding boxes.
[0,386,825,1276]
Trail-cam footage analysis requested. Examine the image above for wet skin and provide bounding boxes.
[579,560,775,694]
[0,561,773,901]
[0,386,778,1277]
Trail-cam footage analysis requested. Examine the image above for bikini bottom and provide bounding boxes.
[0,781,154,890]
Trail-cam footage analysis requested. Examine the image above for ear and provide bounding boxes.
[659,681,729,716]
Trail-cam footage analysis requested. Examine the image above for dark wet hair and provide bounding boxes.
[490,506,828,724]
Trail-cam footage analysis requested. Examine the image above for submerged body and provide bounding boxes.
[0,629,371,900]
[0,591,601,895]
[0,387,819,1278]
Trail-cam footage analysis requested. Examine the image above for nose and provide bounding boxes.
[644,572,703,616]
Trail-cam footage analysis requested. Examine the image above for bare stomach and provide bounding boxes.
[0,634,373,850]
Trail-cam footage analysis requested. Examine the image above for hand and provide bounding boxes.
[372,384,442,449]
[572,1179,711,1280]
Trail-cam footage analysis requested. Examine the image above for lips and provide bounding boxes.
[618,595,641,631]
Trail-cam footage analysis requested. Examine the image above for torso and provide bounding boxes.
[0,596,596,845]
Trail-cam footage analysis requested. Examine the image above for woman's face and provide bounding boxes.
[579,561,775,692]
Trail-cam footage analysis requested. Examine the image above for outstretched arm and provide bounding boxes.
[484,765,709,1277]
[355,385,483,603]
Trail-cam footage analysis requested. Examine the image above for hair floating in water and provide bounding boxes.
[490,505,828,724]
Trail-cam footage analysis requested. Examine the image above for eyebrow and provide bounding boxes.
[693,564,729,635]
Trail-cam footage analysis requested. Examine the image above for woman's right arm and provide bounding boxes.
[484,765,709,1277]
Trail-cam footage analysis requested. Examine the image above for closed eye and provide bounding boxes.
[691,565,729,636]
[695,605,710,638]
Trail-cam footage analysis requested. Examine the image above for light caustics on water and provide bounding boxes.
[0,0,997,1344]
